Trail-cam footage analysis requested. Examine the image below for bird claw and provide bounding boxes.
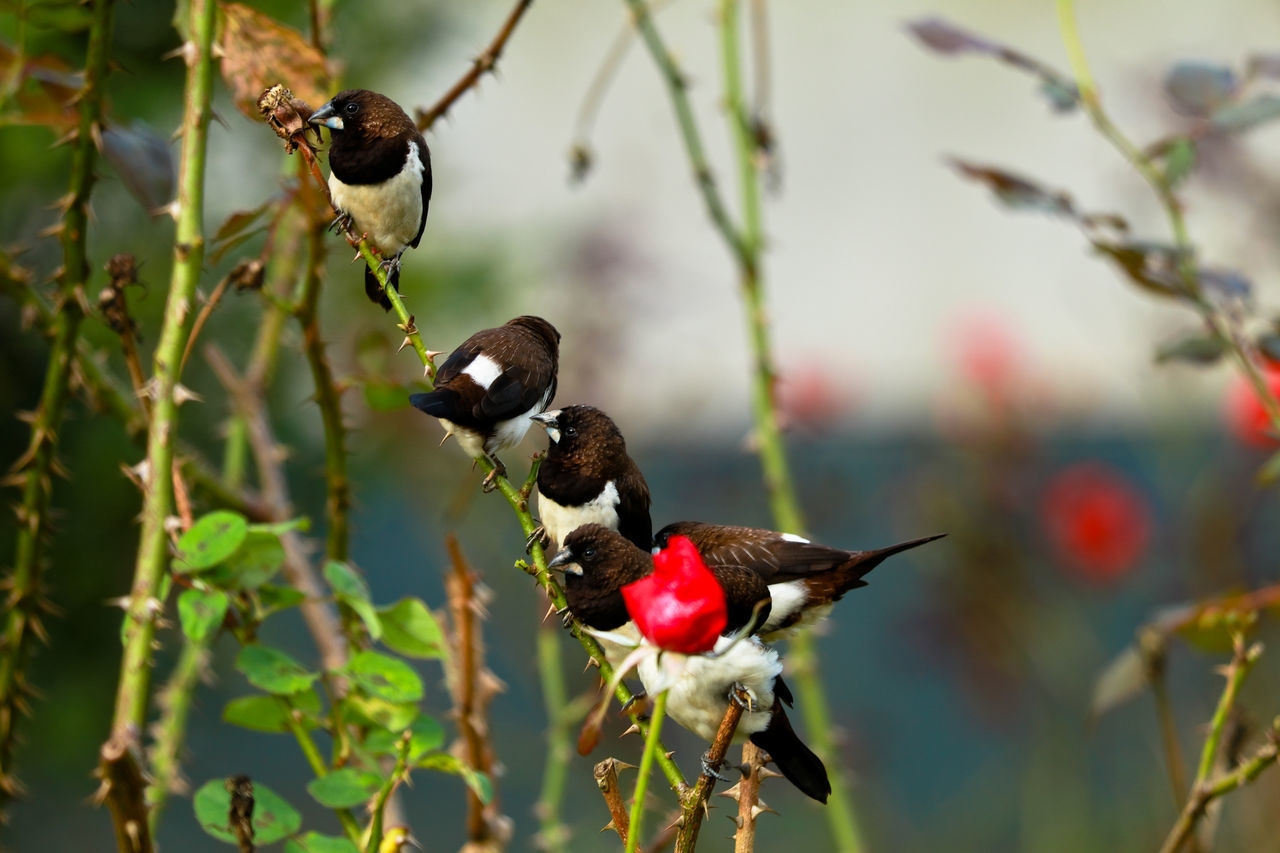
[699,751,731,782]
[559,607,574,629]
[329,211,353,234]
[378,254,402,275]
[480,458,507,493]
[526,525,550,554]
[728,685,754,713]
[620,691,648,715]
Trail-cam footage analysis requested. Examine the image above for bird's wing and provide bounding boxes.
[409,135,432,249]
[616,468,653,549]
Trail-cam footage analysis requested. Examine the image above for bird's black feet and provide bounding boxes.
[329,210,353,234]
[525,525,551,554]
[378,254,403,276]
[699,750,732,782]
[620,691,648,715]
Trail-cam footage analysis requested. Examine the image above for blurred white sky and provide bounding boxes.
[286,1,1280,437]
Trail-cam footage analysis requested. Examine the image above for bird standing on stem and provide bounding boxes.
[410,316,560,491]
[308,88,432,310]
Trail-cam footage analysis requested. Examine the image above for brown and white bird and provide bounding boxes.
[549,524,830,803]
[410,316,560,490]
[309,89,431,310]
[531,406,652,551]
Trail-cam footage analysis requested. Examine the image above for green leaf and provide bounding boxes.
[1089,645,1147,720]
[236,645,318,695]
[364,713,445,761]
[1154,333,1225,366]
[178,588,229,645]
[378,598,446,659]
[324,562,382,640]
[1211,94,1280,133]
[175,511,248,571]
[223,690,321,733]
[256,584,307,617]
[344,651,423,703]
[1162,139,1197,188]
[418,753,492,804]
[341,695,419,731]
[192,778,301,844]
[306,768,382,809]
[285,833,360,853]
[215,531,286,589]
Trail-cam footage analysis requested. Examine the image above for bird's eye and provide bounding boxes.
[564,426,577,436]
[344,102,359,115]
[582,547,596,559]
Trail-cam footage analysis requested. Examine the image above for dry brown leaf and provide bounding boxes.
[219,2,330,119]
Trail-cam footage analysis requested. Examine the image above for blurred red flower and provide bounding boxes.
[1041,463,1151,583]
[621,535,727,654]
[1224,366,1280,446]
[953,313,1021,399]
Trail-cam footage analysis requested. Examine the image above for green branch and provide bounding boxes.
[146,639,210,830]
[625,689,667,853]
[101,3,218,839]
[0,0,117,813]
[1056,0,1280,432]
[280,697,363,845]
[534,623,572,853]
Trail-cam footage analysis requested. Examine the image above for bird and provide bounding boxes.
[653,521,946,640]
[549,524,831,803]
[530,405,652,552]
[409,315,560,491]
[308,89,432,310]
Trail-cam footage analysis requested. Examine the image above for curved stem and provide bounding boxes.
[0,0,116,810]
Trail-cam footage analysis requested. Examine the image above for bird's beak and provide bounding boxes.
[531,409,561,444]
[403,833,423,851]
[547,546,582,576]
[308,100,343,130]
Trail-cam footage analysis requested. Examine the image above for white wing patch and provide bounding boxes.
[539,480,620,548]
[761,580,809,633]
[462,354,503,390]
[780,533,810,543]
[487,386,554,455]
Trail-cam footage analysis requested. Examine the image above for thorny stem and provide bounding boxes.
[721,1,863,847]
[365,734,412,853]
[146,635,210,830]
[415,0,536,131]
[0,0,116,809]
[594,757,631,844]
[626,689,668,853]
[732,742,767,853]
[674,694,745,853]
[298,219,351,561]
[1156,643,1275,853]
[535,622,572,853]
[1056,0,1280,432]
[1139,628,1190,809]
[105,0,217,748]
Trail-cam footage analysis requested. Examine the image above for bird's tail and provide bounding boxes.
[409,389,458,419]
[364,265,400,311]
[749,700,831,804]
[831,532,947,597]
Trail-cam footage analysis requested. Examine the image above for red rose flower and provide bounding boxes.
[621,535,727,654]
[1041,463,1152,584]
[1224,365,1280,446]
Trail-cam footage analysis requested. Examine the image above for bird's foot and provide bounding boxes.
[699,750,732,782]
[728,684,754,713]
[620,691,648,715]
[329,210,353,234]
[480,457,507,493]
[526,525,551,554]
[378,254,403,276]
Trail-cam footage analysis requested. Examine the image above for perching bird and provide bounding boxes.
[531,406,652,551]
[409,316,560,490]
[308,89,431,310]
[549,524,830,803]
[654,522,946,640]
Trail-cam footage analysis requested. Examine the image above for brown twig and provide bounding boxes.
[204,344,348,673]
[729,742,770,852]
[594,757,632,844]
[444,535,511,851]
[415,0,535,131]
[1139,627,1190,809]
[93,728,154,853]
[673,691,746,852]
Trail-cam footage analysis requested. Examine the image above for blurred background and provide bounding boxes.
[3,0,1280,850]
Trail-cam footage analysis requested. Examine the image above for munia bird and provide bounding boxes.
[309,89,432,310]
[410,316,560,490]
[531,405,652,551]
[549,524,830,803]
